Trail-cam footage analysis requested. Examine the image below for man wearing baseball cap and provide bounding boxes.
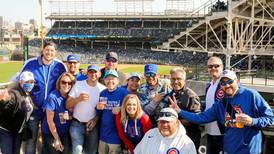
[67,64,105,154]
[134,107,196,154]
[99,51,126,85]
[139,64,171,127]
[96,69,128,154]
[0,71,35,154]
[170,69,274,154]
[66,54,87,81]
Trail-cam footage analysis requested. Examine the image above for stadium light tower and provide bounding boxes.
[114,0,154,15]
[49,0,94,16]
[165,0,194,15]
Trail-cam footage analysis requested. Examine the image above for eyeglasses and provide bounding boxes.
[61,81,72,86]
[106,58,117,63]
[220,79,234,86]
[171,77,184,82]
[208,64,221,69]
[145,73,156,78]
[158,112,177,118]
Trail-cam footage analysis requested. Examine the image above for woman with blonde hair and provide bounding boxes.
[115,94,152,154]
[41,72,76,154]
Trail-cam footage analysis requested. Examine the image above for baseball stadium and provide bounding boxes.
[0,0,274,154]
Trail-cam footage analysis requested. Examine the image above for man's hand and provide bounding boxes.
[0,89,10,101]
[235,113,253,126]
[78,92,89,102]
[168,95,181,113]
[152,93,165,103]
[86,117,99,132]
[96,101,107,110]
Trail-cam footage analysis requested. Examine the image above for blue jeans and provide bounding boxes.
[70,120,99,154]
[24,117,40,154]
[0,128,22,154]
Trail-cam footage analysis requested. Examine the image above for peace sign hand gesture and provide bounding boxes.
[168,95,181,113]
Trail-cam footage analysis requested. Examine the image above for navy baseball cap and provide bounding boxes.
[87,64,100,72]
[144,64,158,75]
[67,54,80,62]
[106,52,118,61]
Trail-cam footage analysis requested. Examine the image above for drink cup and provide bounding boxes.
[235,114,244,128]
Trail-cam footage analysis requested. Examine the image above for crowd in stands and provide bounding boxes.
[28,39,208,66]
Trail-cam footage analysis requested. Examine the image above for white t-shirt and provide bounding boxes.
[69,80,106,122]
[205,80,221,135]
[134,124,196,154]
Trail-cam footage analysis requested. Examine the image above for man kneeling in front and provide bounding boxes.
[134,107,196,154]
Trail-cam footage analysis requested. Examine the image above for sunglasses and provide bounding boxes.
[61,81,72,86]
[208,64,221,69]
[106,58,117,63]
[158,112,177,118]
[145,73,156,78]
[220,79,234,86]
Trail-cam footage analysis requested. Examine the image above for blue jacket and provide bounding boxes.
[179,85,274,154]
[21,56,66,118]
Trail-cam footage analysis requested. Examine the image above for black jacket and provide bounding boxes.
[0,84,34,134]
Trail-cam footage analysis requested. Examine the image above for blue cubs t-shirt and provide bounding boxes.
[98,87,128,144]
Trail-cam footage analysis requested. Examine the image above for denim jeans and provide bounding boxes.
[0,128,22,154]
[70,120,99,154]
[42,132,71,154]
[24,116,40,154]
[206,134,224,154]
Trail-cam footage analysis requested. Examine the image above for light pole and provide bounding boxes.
[39,0,44,49]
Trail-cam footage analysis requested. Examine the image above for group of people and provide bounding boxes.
[0,41,273,154]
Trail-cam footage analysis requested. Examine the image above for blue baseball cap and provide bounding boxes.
[144,64,158,75]
[87,64,100,72]
[104,69,119,78]
[67,54,80,62]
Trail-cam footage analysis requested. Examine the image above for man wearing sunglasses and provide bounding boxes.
[134,107,196,154]
[170,70,274,154]
[66,54,87,81]
[99,51,126,85]
[139,64,171,127]
[205,56,224,154]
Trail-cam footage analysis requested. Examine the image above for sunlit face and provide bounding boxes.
[145,73,158,86]
[170,72,185,91]
[207,58,223,80]
[87,70,101,82]
[158,120,179,137]
[220,77,239,96]
[59,76,72,94]
[42,45,56,63]
[126,98,138,118]
[67,62,80,75]
[127,77,141,93]
[104,58,118,70]
[104,75,119,91]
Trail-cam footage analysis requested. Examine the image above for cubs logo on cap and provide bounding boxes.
[144,64,158,75]
[221,70,237,80]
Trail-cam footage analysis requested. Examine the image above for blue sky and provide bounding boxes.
[0,0,207,26]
